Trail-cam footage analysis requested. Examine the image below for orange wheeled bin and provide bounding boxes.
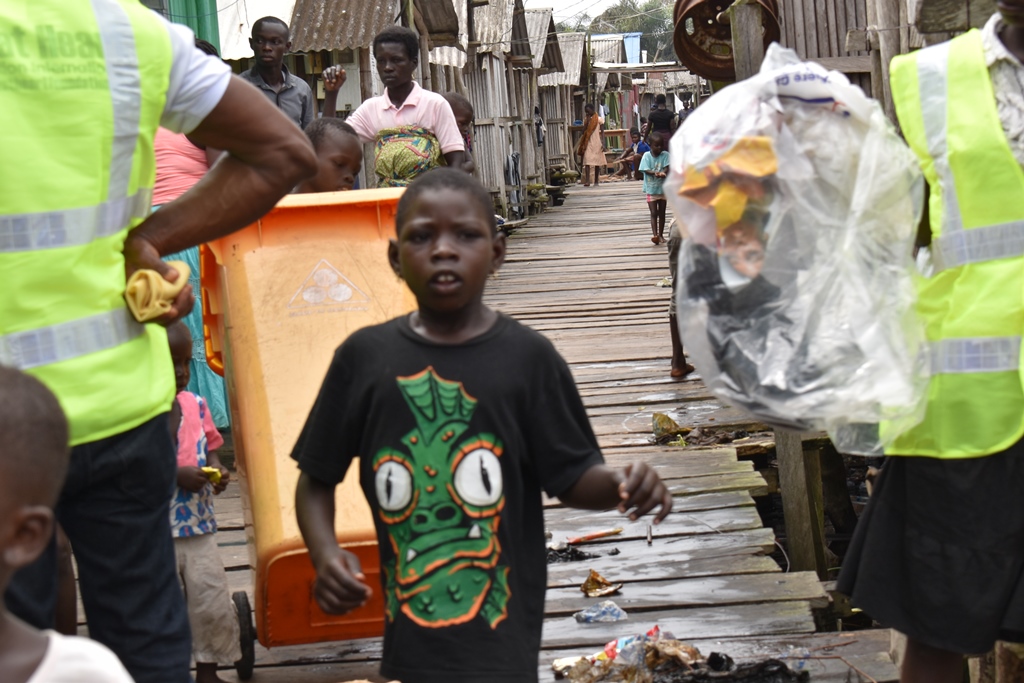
[200,189,414,677]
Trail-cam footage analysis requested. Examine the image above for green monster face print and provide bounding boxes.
[372,367,510,629]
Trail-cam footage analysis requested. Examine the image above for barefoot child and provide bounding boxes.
[296,118,363,193]
[167,323,240,683]
[0,367,133,683]
[293,168,673,683]
[640,131,670,244]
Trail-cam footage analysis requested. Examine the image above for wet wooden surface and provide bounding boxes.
[84,183,898,682]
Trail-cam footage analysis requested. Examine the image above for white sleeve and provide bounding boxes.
[28,633,135,683]
[159,18,232,134]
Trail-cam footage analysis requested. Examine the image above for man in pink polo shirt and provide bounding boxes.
[324,26,471,187]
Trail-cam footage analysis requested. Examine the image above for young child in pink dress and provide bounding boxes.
[167,323,240,683]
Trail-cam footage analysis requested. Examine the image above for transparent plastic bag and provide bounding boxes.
[665,44,928,454]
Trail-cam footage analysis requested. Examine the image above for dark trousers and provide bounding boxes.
[4,415,192,683]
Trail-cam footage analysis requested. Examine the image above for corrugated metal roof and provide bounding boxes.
[473,0,514,55]
[524,9,563,73]
[538,32,585,86]
[290,0,398,52]
[429,0,468,67]
[509,0,532,61]
[589,34,626,64]
[418,0,459,46]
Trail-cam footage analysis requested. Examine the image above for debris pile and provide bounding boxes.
[554,627,809,683]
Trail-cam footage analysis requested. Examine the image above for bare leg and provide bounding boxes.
[900,638,964,683]
[594,165,600,186]
[54,526,77,636]
[583,166,591,186]
[648,201,659,243]
[656,199,667,242]
[669,314,694,379]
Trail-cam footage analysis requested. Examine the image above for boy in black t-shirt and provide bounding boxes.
[292,168,673,683]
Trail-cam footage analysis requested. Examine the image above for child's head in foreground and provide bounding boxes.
[0,367,69,590]
[389,168,505,316]
[298,118,363,193]
[167,322,192,393]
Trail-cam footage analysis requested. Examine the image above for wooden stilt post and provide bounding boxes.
[775,430,829,579]
[872,0,901,122]
[727,0,766,81]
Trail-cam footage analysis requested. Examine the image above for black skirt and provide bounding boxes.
[837,442,1024,654]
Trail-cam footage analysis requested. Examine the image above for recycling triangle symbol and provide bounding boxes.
[288,259,370,309]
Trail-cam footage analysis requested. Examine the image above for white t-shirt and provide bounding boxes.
[158,16,233,134]
[26,631,134,683]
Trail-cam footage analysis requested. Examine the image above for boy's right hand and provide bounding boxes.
[313,547,372,615]
[177,466,209,492]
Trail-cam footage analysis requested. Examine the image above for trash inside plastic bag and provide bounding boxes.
[574,600,629,623]
[665,44,928,455]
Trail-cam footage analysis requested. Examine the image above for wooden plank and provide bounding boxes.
[811,55,873,73]
[540,600,817,649]
[916,0,995,32]
[545,504,766,541]
[545,529,779,586]
[544,571,828,616]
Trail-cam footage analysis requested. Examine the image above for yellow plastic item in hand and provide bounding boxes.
[124,260,190,322]
[201,466,222,485]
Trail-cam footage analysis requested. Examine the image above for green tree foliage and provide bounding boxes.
[589,0,674,62]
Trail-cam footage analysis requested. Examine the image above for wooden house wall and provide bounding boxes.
[776,0,873,93]
[540,85,571,169]
[464,52,533,217]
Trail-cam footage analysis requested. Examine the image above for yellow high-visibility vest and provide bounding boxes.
[0,1,176,445]
[887,29,1024,458]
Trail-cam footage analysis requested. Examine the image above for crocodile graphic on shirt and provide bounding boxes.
[372,367,510,629]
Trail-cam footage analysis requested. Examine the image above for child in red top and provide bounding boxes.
[167,323,239,683]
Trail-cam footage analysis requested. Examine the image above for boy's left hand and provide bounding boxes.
[618,462,672,524]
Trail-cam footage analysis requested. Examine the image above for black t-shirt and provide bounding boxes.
[648,107,676,134]
[291,314,604,683]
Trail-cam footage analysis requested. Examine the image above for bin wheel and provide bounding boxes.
[233,591,256,680]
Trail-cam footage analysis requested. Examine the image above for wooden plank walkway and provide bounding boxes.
[83,183,899,682]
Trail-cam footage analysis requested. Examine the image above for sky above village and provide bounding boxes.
[523,0,622,23]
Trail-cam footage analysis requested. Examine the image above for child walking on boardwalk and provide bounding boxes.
[0,367,133,683]
[640,131,671,244]
[293,168,673,683]
[167,323,240,683]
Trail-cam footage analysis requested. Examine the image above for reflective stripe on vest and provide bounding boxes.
[0,309,144,370]
[931,219,1024,271]
[0,0,148,255]
[0,189,152,252]
[930,336,1022,375]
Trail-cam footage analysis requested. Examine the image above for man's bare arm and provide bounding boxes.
[129,76,316,257]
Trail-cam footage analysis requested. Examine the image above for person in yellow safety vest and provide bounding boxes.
[0,3,316,682]
[837,4,1024,682]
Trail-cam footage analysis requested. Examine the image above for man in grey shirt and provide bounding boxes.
[239,16,313,129]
